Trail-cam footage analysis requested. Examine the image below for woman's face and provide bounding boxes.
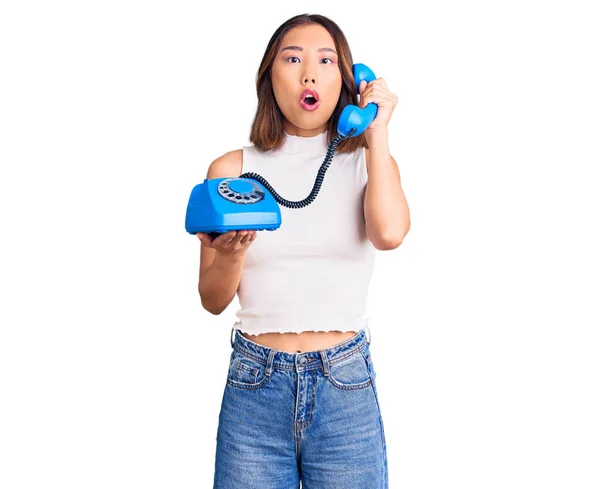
[271,23,342,137]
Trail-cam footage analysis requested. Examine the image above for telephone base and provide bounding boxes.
[185,177,282,235]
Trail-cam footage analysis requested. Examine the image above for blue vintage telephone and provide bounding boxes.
[185,63,379,236]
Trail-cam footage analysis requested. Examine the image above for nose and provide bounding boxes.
[303,74,316,85]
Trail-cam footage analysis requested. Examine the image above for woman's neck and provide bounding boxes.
[282,122,328,138]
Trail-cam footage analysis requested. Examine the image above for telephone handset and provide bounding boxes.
[185,63,378,236]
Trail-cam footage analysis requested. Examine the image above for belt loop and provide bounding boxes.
[230,327,235,348]
[365,326,371,345]
[319,350,330,377]
[265,349,276,377]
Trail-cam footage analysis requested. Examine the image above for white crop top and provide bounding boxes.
[233,131,376,335]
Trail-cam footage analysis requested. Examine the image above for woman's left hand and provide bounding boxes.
[358,78,398,134]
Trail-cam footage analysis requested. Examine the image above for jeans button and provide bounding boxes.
[299,356,307,366]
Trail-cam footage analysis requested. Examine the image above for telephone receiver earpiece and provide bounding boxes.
[337,63,378,138]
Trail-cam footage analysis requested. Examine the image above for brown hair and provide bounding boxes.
[249,14,368,153]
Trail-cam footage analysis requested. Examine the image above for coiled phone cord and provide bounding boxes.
[237,128,356,209]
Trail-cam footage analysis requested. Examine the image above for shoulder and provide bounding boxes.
[206,149,243,179]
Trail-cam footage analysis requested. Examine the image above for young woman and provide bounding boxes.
[197,13,410,489]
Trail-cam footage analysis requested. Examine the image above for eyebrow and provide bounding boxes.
[280,46,337,55]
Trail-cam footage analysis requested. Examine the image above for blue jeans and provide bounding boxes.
[213,327,388,488]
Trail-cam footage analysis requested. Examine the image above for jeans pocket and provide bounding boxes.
[227,350,271,390]
[327,348,372,391]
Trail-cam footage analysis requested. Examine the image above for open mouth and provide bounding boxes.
[300,90,320,111]
[304,95,318,105]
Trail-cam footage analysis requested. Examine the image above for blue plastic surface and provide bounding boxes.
[185,178,281,234]
[337,63,378,137]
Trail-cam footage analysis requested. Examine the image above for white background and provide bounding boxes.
[1,0,599,487]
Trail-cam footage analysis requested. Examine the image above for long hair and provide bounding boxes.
[249,14,368,153]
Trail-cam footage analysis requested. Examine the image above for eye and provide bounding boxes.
[286,56,301,63]
[321,58,334,64]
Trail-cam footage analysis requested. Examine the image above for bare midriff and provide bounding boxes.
[241,330,358,353]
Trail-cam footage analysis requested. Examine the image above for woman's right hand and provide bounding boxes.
[196,230,257,255]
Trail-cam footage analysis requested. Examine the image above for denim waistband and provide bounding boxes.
[230,328,371,374]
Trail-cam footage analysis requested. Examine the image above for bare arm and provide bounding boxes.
[363,132,411,250]
[358,76,410,250]
[197,150,257,315]
[199,246,247,315]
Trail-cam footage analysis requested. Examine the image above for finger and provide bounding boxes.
[361,92,378,108]
[197,233,211,246]
[369,84,397,104]
[230,232,246,246]
[221,231,237,244]
[360,86,375,108]
[240,232,253,245]
[372,77,387,87]
[212,232,231,247]
[362,88,395,107]
[361,84,376,96]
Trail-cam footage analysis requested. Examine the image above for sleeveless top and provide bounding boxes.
[233,131,376,335]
